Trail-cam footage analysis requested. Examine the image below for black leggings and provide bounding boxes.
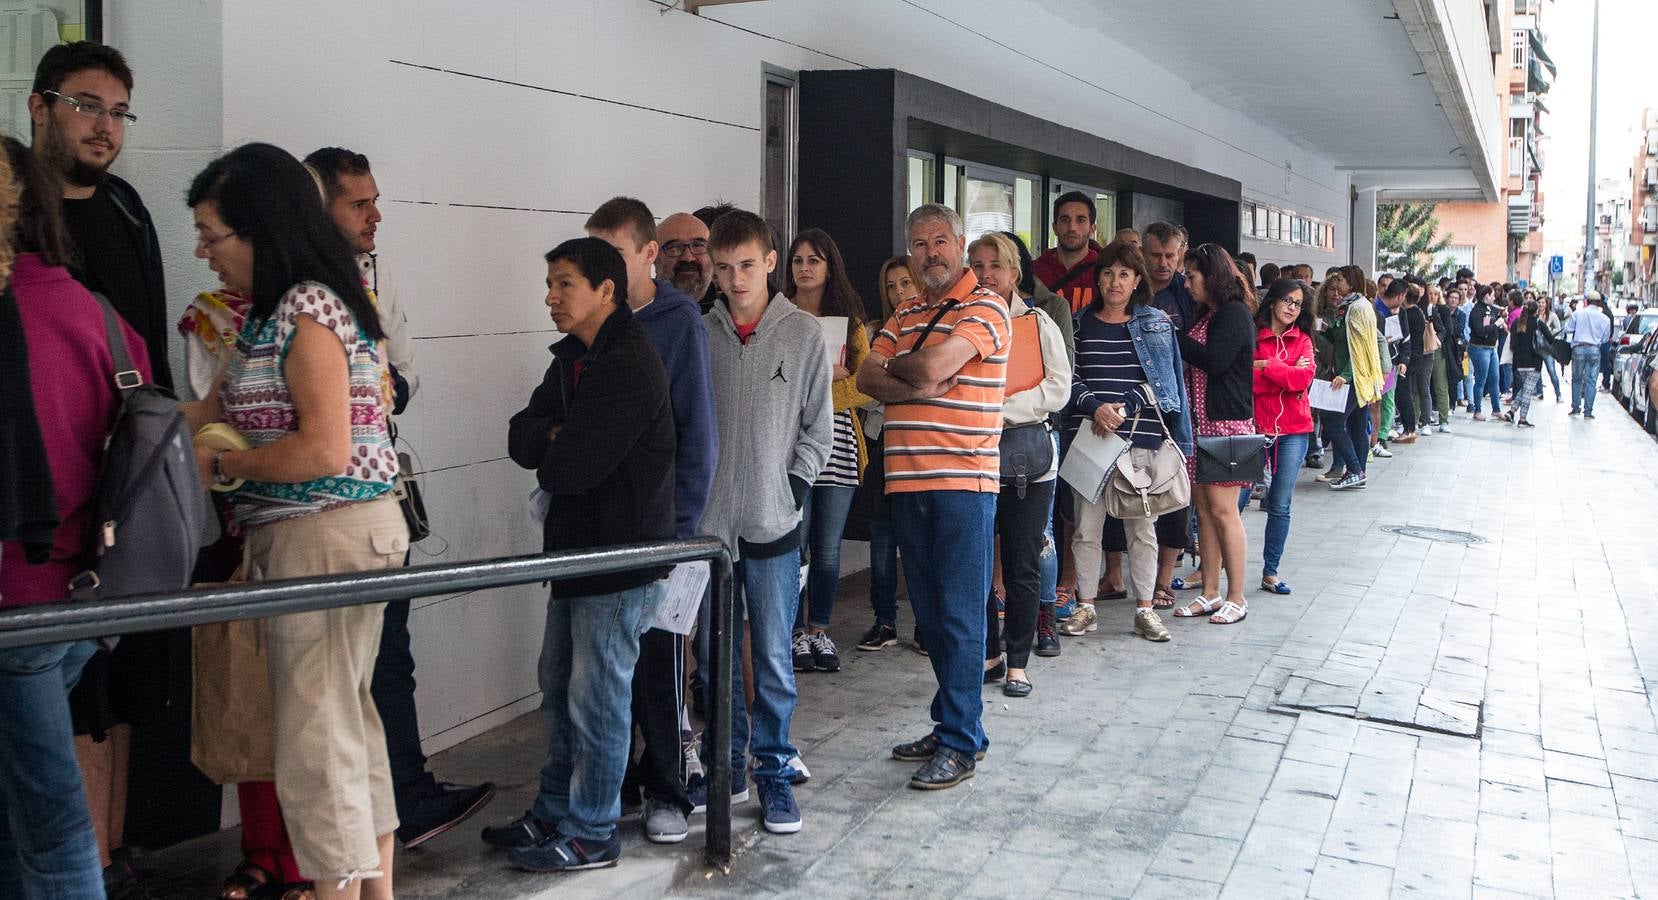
[987,478,1055,669]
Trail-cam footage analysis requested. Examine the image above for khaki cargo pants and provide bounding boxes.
[244,494,408,883]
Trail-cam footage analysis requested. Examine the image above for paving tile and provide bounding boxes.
[1308,855,1393,900]
[1320,817,1403,868]
[1218,862,1314,899]
[1145,831,1240,885]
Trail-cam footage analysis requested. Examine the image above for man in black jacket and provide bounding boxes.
[493,237,676,874]
[28,42,171,391]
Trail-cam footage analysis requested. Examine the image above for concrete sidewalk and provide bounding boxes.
[153,392,1658,898]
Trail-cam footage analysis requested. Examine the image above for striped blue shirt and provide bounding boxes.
[1069,314,1166,450]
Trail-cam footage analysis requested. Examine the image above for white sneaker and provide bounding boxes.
[1419,425,1433,436]
[1373,446,1394,458]
[1437,422,1451,433]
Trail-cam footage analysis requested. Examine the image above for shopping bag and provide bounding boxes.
[190,617,274,783]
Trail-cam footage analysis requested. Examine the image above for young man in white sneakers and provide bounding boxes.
[692,209,832,834]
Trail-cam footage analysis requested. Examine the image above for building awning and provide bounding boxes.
[1530,29,1557,76]
[1528,137,1543,174]
[1533,94,1549,115]
[1528,56,1552,95]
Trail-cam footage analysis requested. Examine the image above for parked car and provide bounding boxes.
[1614,329,1651,406]
[1627,331,1658,434]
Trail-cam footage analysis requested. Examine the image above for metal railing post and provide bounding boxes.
[703,551,735,872]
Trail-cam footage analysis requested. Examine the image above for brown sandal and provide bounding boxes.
[1152,587,1177,609]
[221,859,275,900]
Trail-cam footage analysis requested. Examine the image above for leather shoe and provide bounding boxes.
[908,747,976,790]
[892,733,986,763]
[400,782,497,848]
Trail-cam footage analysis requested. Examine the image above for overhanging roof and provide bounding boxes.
[1029,0,1499,202]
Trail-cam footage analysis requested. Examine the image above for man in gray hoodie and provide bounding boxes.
[690,209,831,836]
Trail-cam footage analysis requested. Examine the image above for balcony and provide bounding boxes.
[1508,136,1526,178]
[1509,195,1534,235]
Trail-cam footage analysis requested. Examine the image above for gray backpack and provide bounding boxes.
[69,297,209,601]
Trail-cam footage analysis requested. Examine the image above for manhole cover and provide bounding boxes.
[1380,525,1485,545]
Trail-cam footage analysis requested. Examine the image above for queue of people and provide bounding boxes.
[1,40,1616,900]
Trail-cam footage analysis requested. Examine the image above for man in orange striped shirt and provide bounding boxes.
[856,204,1009,791]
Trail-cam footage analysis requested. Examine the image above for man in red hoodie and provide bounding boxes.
[1032,191,1101,313]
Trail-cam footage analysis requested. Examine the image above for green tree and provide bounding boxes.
[1377,202,1457,279]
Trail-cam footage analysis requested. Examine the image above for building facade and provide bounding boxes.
[1629,108,1658,303]
[1422,0,1554,284]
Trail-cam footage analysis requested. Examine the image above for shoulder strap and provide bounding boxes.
[909,299,959,352]
[91,292,143,392]
[1049,260,1094,293]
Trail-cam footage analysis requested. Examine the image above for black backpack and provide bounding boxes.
[69,296,208,601]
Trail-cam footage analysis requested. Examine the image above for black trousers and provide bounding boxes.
[621,627,693,814]
[371,598,437,819]
[987,479,1055,669]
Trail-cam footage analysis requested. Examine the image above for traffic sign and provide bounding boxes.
[1550,255,1564,275]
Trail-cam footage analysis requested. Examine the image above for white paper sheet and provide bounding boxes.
[1058,423,1130,505]
[652,562,710,635]
[1309,378,1351,413]
[1384,315,1403,342]
[818,316,848,369]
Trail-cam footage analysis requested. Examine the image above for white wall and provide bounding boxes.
[117,0,1362,753]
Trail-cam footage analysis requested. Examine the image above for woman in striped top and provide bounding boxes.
[1062,240,1193,644]
[784,229,873,673]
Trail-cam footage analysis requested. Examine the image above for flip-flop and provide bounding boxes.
[1101,589,1128,601]
[1259,580,1292,595]
[1152,587,1177,609]
[1173,596,1224,618]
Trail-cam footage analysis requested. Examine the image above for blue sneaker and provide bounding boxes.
[686,771,748,815]
[756,778,802,834]
[1053,586,1078,620]
[507,830,620,872]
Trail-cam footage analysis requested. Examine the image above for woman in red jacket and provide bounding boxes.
[1250,278,1316,595]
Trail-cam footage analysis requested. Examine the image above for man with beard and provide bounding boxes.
[655,211,714,313]
[28,42,171,391]
[303,146,499,849]
[1032,191,1101,313]
[857,204,1009,790]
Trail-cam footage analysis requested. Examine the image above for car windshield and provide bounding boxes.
[1638,314,1658,336]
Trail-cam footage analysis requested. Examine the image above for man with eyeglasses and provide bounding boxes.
[655,212,714,311]
[25,42,203,898]
[28,42,171,392]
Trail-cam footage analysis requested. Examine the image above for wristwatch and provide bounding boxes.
[212,449,234,487]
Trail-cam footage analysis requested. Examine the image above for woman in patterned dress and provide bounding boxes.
[181,143,402,900]
[1172,244,1258,625]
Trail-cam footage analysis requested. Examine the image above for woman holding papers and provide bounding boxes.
[783,229,872,672]
[1321,272,1387,491]
[1063,240,1193,644]
[968,234,1070,695]
[1249,279,1316,595]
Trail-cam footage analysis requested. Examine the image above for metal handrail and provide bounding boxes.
[0,537,739,872]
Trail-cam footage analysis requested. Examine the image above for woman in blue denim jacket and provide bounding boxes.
[1061,240,1193,644]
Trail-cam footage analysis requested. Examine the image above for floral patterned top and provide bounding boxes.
[220,281,396,526]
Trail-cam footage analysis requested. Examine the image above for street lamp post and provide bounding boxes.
[1582,0,1601,294]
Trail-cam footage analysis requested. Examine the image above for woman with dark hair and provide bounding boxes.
[1504,299,1554,427]
[0,135,154,900]
[783,228,871,672]
[181,143,401,900]
[1061,240,1193,643]
[1171,244,1256,625]
[1390,280,1426,444]
[1247,278,1315,595]
[854,256,920,653]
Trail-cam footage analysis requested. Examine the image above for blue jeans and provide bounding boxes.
[1571,346,1601,414]
[533,581,665,841]
[1469,345,1501,413]
[1261,433,1309,578]
[1500,361,1514,395]
[703,552,802,781]
[891,490,996,756]
[1323,404,1369,476]
[867,516,899,625]
[1038,434,1059,607]
[797,484,856,630]
[1538,355,1557,398]
[0,639,101,900]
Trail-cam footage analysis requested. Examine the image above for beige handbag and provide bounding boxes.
[1423,318,1441,354]
[1101,383,1191,520]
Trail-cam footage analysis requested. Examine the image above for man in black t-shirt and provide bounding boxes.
[28,42,172,391]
